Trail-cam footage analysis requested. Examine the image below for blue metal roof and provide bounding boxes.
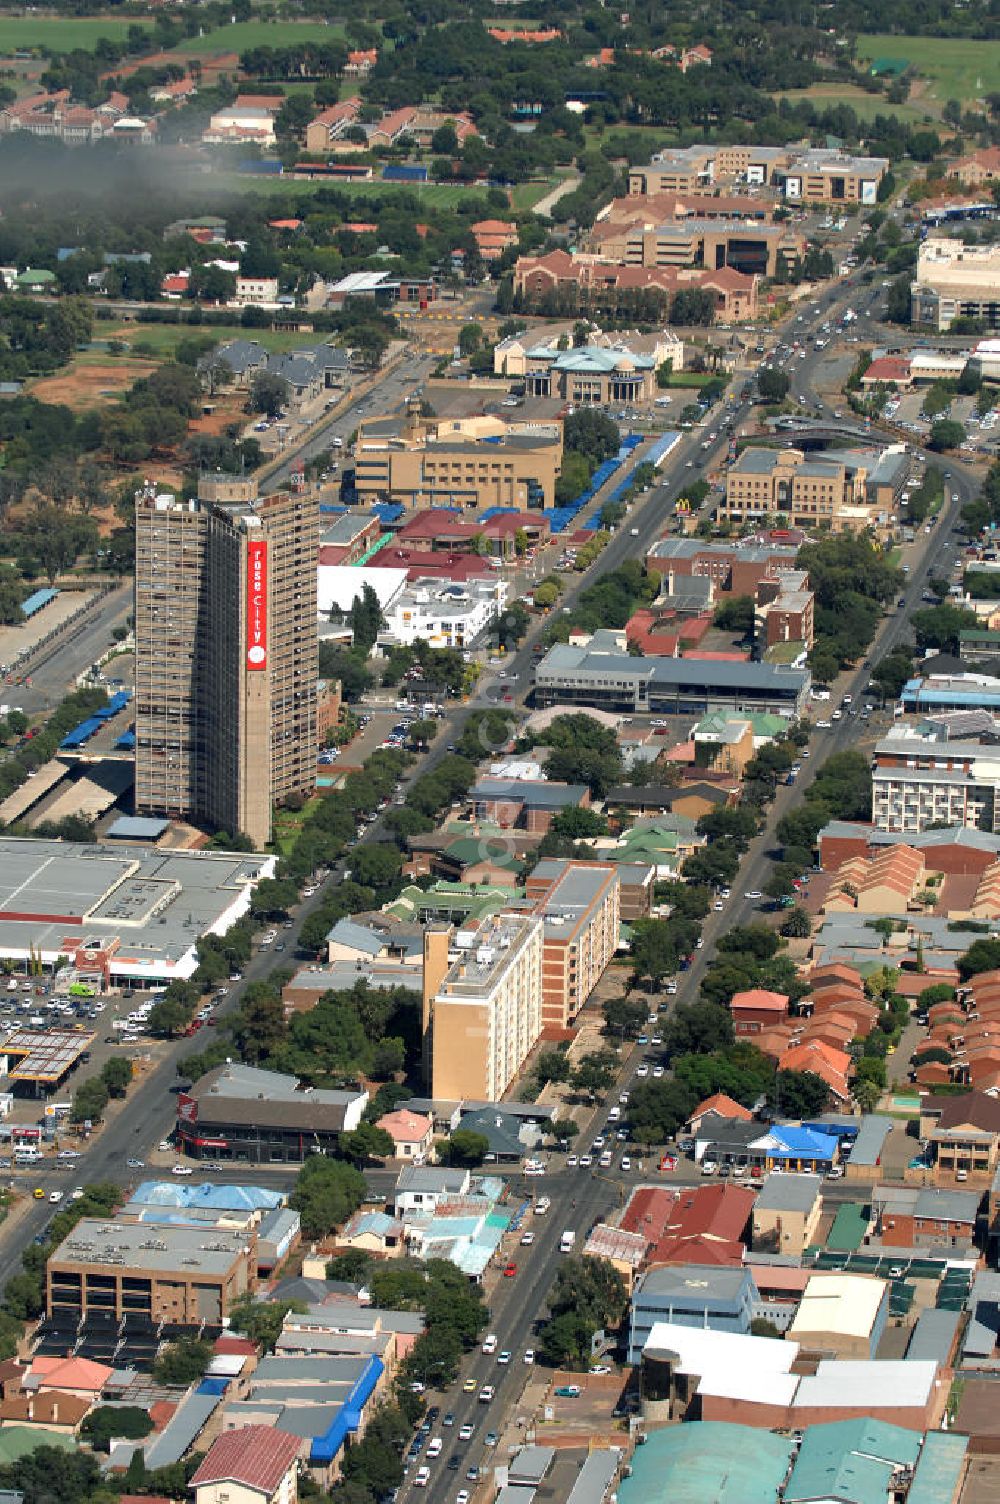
[59,716,103,749]
[310,1355,384,1464]
[20,587,57,619]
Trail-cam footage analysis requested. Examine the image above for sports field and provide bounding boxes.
[210,171,490,207]
[173,19,349,55]
[773,82,932,124]
[0,16,151,51]
[857,34,1000,106]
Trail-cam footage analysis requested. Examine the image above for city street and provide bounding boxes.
[0,261,987,1504]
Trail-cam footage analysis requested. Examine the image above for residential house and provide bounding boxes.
[872,1185,980,1248]
[730,988,789,1037]
[375,1110,434,1163]
[191,1426,301,1504]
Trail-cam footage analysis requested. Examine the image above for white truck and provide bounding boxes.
[559,1229,576,1253]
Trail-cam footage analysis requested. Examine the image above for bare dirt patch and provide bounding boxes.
[29,358,157,411]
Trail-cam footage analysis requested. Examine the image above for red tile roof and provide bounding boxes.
[191,1426,301,1495]
[620,1182,753,1266]
[691,1093,752,1123]
[214,1335,258,1356]
[730,988,789,1015]
[863,355,911,385]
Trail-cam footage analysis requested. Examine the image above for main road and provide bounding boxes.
[0,260,985,1501]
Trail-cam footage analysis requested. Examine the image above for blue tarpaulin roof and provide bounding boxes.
[129,1181,286,1212]
[20,587,57,619]
[114,730,136,750]
[371,503,404,524]
[59,716,103,749]
[95,690,131,720]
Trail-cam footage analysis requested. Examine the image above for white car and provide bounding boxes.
[635,1063,649,1078]
[744,890,762,900]
[520,1230,535,1246]
[459,1424,474,1441]
[172,1163,193,1176]
[523,1347,535,1364]
[497,1351,511,1365]
[701,1160,718,1176]
[413,1467,431,1488]
[48,1190,63,1203]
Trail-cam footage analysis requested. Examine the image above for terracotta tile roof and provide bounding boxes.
[863,355,911,384]
[730,988,789,1015]
[29,1356,111,1392]
[691,1093,752,1122]
[190,1425,301,1494]
[811,963,865,989]
[147,1402,176,1432]
[780,1038,851,1101]
[0,1391,89,1426]
[621,1182,753,1266]
[377,1108,432,1142]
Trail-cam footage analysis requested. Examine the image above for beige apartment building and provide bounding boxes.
[134,480,318,847]
[354,398,562,512]
[628,144,887,205]
[424,916,544,1102]
[596,219,802,279]
[46,1219,255,1324]
[523,860,622,1030]
[722,447,875,532]
[912,235,1000,331]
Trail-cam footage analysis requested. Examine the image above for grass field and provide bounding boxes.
[173,19,348,55]
[857,34,1000,106]
[773,83,933,124]
[510,178,558,211]
[211,171,491,206]
[0,16,151,51]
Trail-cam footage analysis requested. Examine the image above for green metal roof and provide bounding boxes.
[0,1428,75,1463]
[826,1201,869,1252]
[442,837,521,871]
[907,1432,968,1504]
[620,1421,794,1504]
[786,1419,920,1504]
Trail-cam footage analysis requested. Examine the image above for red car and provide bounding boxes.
[503,1263,517,1277]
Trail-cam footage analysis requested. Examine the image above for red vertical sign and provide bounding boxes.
[247,539,267,671]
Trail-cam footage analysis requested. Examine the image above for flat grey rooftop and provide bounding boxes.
[0,837,271,978]
[50,1217,248,1275]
